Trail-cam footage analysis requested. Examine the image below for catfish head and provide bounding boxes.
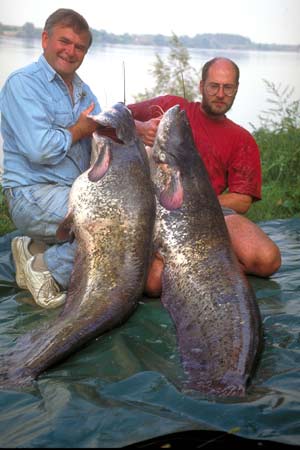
[89,102,137,145]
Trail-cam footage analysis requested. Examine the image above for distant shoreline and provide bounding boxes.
[0,25,299,53]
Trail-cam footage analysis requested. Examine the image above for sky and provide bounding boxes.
[1,0,300,46]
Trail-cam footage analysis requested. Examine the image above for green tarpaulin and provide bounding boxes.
[0,219,299,448]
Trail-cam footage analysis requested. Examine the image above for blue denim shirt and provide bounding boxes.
[0,55,101,188]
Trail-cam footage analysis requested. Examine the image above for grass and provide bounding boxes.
[0,185,15,236]
[247,81,300,223]
[247,182,300,223]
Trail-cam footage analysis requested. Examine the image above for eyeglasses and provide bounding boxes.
[205,83,237,97]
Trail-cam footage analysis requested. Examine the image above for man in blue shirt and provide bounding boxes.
[0,9,101,308]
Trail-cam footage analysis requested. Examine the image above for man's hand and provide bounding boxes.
[69,103,100,143]
[135,117,162,147]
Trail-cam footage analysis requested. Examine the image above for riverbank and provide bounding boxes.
[0,136,3,182]
[1,26,299,52]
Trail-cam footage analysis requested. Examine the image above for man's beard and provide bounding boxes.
[201,93,234,117]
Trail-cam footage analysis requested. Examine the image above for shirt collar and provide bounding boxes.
[38,54,83,90]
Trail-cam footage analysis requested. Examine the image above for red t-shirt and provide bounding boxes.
[128,95,262,200]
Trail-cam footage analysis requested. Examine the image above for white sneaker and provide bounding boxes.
[11,236,32,290]
[23,257,66,309]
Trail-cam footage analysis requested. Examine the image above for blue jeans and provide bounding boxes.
[4,185,76,289]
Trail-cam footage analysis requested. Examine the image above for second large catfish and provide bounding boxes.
[150,105,262,397]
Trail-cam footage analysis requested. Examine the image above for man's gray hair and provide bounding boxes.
[44,8,93,48]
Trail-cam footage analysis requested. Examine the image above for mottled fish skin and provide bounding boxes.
[150,105,263,397]
[0,103,156,390]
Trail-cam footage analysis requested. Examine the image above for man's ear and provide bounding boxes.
[199,80,204,96]
[41,31,48,51]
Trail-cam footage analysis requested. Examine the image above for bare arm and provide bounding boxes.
[218,192,253,214]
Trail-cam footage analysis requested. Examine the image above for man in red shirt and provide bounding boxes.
[128,57,281,296]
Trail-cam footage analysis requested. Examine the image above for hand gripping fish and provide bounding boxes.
[0,103,156,390]
[149,105,263,397]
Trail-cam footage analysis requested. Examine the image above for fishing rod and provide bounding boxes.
[123,61,126,104]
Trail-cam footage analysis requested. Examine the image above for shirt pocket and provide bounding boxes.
[52,99,73,128]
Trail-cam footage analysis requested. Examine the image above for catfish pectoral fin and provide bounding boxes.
[159,169,183,210]
[88,141,111,182]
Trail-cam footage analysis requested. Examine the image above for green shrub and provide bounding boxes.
[134,33,200,102]
[0,184,15,236]
[248,80,300,222]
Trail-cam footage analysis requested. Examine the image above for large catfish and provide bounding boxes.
[0,103,155,389]
[150,105,262,397]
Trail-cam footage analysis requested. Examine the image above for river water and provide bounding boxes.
[0,36,300,171]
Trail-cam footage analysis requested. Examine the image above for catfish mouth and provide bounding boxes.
[90,103,134,145]
[94,126,123,144]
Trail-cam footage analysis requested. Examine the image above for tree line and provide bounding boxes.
[0,22,299,52]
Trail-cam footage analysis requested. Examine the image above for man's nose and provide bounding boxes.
[216,85,226,97]
[66,43,76,56]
